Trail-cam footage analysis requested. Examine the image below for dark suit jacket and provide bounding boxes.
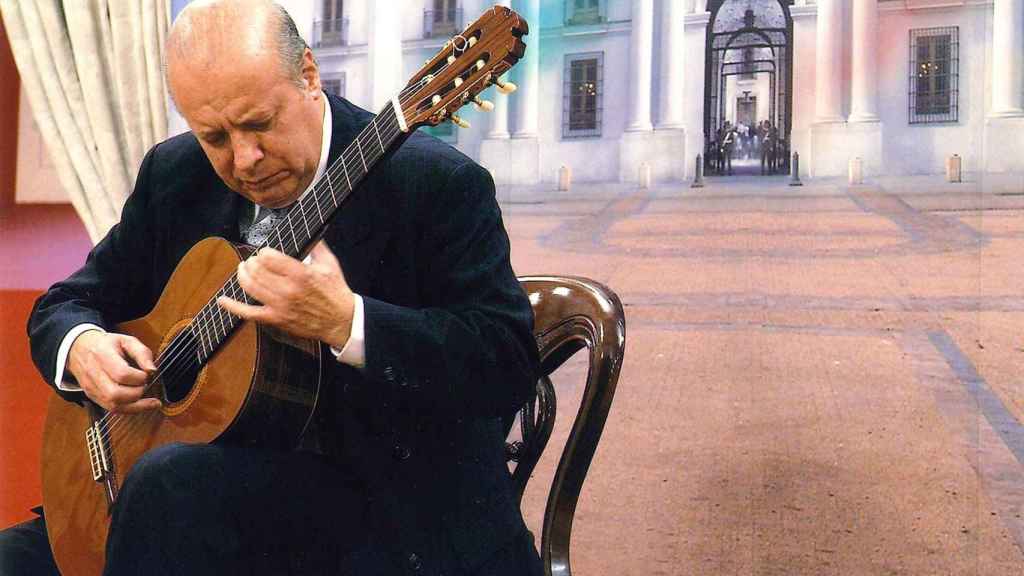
[28,94,540,573]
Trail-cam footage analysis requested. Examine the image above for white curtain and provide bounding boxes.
[0,0,170,243]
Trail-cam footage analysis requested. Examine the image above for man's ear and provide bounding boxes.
[300,47,321,96]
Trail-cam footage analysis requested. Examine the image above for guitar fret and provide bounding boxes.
[372,117,384,153]
[284,214,300,255]
[355,135,368,173]
[299,205,312,239]
[340,155,352,190]
[326,177,337,208]
[313,193,325,225]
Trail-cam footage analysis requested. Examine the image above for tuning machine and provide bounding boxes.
[494,78,517,95]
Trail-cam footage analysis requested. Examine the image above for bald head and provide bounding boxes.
[166,0,307,97]
[164,0,325,208]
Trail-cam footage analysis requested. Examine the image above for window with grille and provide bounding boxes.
[563,52,603,139]
[909,27,958,124]
[315,0,347,48]
[322,73,345,98]
[424,0,461,38]
[566,0,604,26]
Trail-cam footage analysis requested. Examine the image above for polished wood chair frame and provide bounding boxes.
[509,276,626,576]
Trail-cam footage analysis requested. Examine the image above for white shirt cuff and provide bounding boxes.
[330,294,365,369]
[55,324,105,391]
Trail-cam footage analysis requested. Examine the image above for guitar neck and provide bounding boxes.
[186,100,409,364]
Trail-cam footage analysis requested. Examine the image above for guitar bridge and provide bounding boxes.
[85,423,110,482]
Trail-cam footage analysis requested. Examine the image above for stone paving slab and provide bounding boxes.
[502,175,1024,574]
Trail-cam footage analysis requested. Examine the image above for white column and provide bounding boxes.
[367,0,404,110]
[657,0,685,129]
[849,0,879,122]
[487,0,511,138]
[512,0,539,137]
[693,0,707,12]
[814,0,844,122]
[627,0,655,131]
[991,0,1024,117]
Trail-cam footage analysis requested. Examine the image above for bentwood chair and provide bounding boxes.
[508,276,626,576]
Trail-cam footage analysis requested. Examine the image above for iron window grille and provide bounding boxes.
[909,27,959,124]
[314,0,347,48]
[563,52,604,139]
[424,0,462,39]
[322,73,346,98]
[313,17,349,48]
[565,0,605,26]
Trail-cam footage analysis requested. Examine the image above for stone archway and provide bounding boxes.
[704,0,793,176]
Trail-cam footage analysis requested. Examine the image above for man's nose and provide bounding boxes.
[233,134,264,174]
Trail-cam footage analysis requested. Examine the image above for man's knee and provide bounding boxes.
[115,443,223,523]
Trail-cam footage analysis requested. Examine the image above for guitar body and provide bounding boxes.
[40,237,322,576]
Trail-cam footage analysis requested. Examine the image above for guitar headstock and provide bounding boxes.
[397,5,527,130]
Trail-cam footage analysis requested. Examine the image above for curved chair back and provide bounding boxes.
[508,276,625,576]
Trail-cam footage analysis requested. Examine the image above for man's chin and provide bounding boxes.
[241,181,300,209]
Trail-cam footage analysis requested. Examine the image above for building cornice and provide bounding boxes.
[684,12,712,25]
[789,5,817,19]
[539,20,632,40]
[879,0,993,12]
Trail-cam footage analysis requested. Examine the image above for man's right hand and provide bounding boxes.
[67,331,162,413]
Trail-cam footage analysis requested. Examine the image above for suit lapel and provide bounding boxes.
[324,94,393,295]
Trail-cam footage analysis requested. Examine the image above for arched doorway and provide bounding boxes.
[704,0,793,176]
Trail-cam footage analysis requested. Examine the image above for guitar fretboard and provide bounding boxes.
[183,101,408,364]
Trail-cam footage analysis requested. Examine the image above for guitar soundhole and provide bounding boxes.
[161,361,201,404]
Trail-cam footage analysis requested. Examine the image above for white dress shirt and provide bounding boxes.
[55,95,364,391]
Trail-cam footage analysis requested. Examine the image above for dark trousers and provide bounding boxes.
[1,443,373,575]
[0,443,543,575]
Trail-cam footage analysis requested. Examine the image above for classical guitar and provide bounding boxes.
[40,7,527,575]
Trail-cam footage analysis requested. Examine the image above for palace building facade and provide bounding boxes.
[278,0,1023,185]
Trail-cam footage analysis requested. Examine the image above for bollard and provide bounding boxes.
[946,154,962,183]
[849,157,864,185]
[789,152,803,187]
[558,165,572,191]
[691,154,705,188]
[639,162,652,189]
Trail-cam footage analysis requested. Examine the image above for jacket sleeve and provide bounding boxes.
[360,162,539,420]
[27,146,160,399]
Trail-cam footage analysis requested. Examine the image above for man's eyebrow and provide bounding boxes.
[235,109,275,124]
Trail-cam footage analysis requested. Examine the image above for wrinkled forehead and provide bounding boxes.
[171,59,290,127]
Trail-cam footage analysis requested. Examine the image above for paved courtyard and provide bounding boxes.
[500,173,1024,575]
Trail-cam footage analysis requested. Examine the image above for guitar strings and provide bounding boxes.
[99,107,407,444]
[102,36,503,444]
[106,38,483,431]
[99,108,406,445]
[103,56,498,447]
[96,67,469,444]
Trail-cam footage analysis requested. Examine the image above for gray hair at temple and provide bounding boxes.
[166,0,312,89]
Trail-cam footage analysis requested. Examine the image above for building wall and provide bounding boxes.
[876,2,992,175]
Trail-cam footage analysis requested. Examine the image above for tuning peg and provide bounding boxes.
[472,97,494,112]
[450,114,470,129]
[494,79,517,95]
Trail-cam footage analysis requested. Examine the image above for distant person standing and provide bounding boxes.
[721,122,737,176]
[760,120,775,175]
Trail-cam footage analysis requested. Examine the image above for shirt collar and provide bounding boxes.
[254,95,332,220]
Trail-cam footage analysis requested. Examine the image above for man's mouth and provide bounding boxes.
[243,171,286,189]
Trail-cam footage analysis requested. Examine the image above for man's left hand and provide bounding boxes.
[217,241,354,349]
